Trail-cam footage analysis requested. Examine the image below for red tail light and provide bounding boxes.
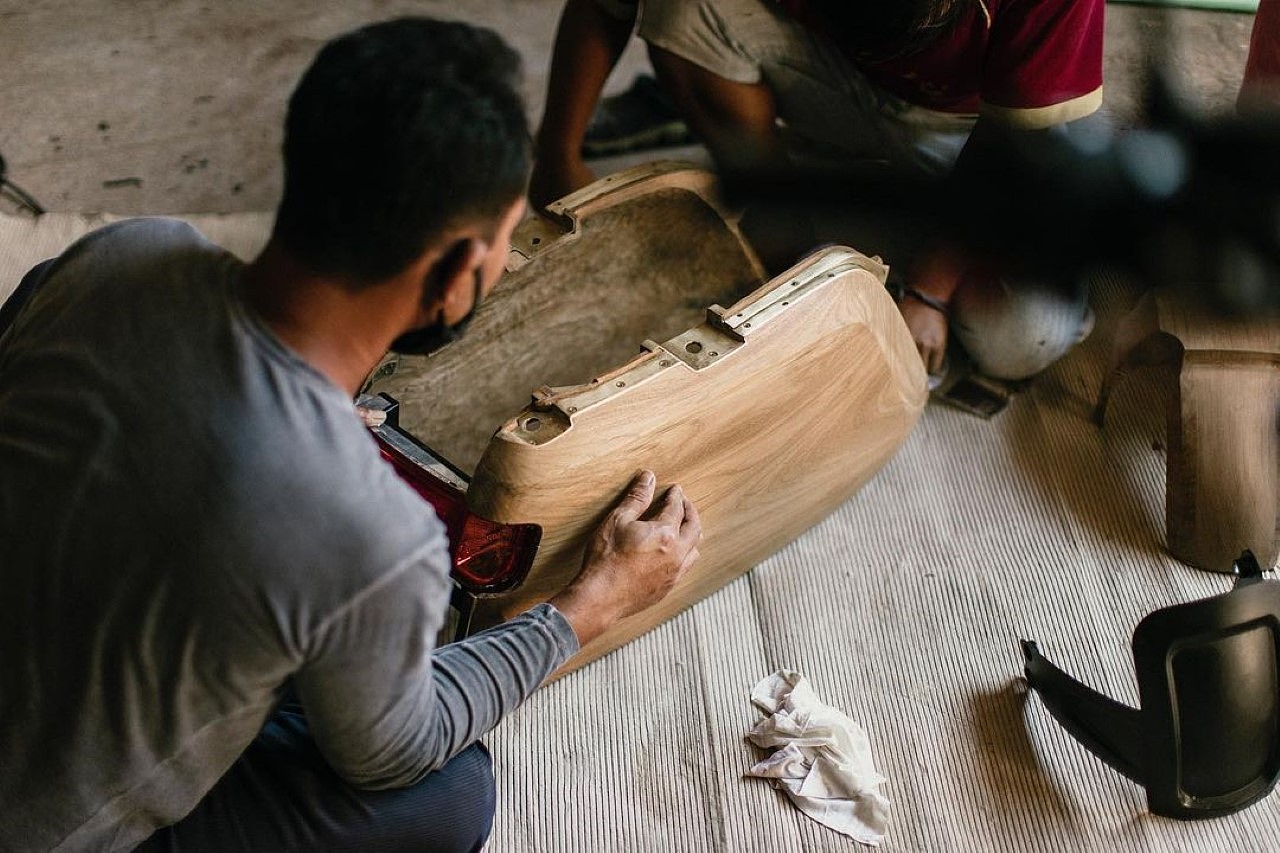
[373,431,540,595]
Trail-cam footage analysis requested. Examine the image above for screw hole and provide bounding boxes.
[523,417,542,432]
[685,341,703,354]
[531,237,541,245]
[615,381,626,387]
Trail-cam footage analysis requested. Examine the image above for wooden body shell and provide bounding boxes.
[371,161,927,672]
[468,247,927,673]
[371,162,765,473]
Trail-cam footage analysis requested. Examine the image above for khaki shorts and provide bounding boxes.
[633,0,976,174]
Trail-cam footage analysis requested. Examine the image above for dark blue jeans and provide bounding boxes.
[137,703,496,853]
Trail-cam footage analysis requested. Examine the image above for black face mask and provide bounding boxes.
[388,269,484,356]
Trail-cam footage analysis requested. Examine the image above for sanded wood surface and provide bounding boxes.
[466,247,928,672]
[1168,354,1280,569]
[1157,293,1280,354]
[1098,290,1280,571]
[370,163,764,472]
[369,164,926,670]
[506,161,726,272]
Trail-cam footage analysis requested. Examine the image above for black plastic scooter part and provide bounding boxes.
[1022,550,1280,819]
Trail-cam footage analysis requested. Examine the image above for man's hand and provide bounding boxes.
[898,297,949,377]
[528,154,595,213]
[549,470,702,646]
[900,245,966,379]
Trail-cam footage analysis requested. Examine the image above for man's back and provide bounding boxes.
[0,16,705,851]
[0,218,451,849]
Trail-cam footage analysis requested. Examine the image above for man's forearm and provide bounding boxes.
[295,574,578,790]
[535,0,636,157]
[427,603,579,749]
[908,245,965,304]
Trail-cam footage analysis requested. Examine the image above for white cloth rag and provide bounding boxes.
[745,670,890,846]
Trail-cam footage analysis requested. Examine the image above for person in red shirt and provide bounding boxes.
[1240,0,1280,110]
[532,0,1104,387]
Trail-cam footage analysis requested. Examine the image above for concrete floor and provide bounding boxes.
[0,2,1259,218]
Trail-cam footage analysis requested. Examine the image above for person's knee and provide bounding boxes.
[647,42,781,173]
[647,42,774,123]
[950,276,1093,381]
[365,742,496,853]
[645,43,702,109]
[435,742,496,852]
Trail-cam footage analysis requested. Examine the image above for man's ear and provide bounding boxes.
[428,237,485,312]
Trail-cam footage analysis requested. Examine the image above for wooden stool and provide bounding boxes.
[1096,291,1280,572]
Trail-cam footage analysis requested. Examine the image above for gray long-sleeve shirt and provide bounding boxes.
[0,218,578,851]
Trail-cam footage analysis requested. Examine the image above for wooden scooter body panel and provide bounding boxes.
[369,163,927,673]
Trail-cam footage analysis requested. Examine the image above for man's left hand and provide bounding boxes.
[898,296,949,377]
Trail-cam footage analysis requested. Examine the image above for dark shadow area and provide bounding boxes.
[968,678,1083,833]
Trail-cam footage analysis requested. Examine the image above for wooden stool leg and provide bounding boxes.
[1093,292,1178,426]
[1166,355,1280,571]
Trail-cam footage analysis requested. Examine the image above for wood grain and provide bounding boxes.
[466,247,927,674]
[1099,290,1280,571]
[369,163,764,472]
[1167,354,1280,571]
[370,162,926,671]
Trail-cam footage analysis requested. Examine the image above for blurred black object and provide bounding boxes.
[1022,550,1280,820]
[0,153,47,216]
[721,73,1280,316]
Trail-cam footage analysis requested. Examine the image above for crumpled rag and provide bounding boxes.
[745,669,890,846]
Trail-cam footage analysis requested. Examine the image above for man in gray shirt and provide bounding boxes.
[0,17,701,852]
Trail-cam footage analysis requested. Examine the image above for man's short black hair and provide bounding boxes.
[275,17,531,282]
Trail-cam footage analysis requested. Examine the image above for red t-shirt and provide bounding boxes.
[777,0,1104,128]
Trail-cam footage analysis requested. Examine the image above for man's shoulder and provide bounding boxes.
[32,216,232,312]
[60,216,212,264]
